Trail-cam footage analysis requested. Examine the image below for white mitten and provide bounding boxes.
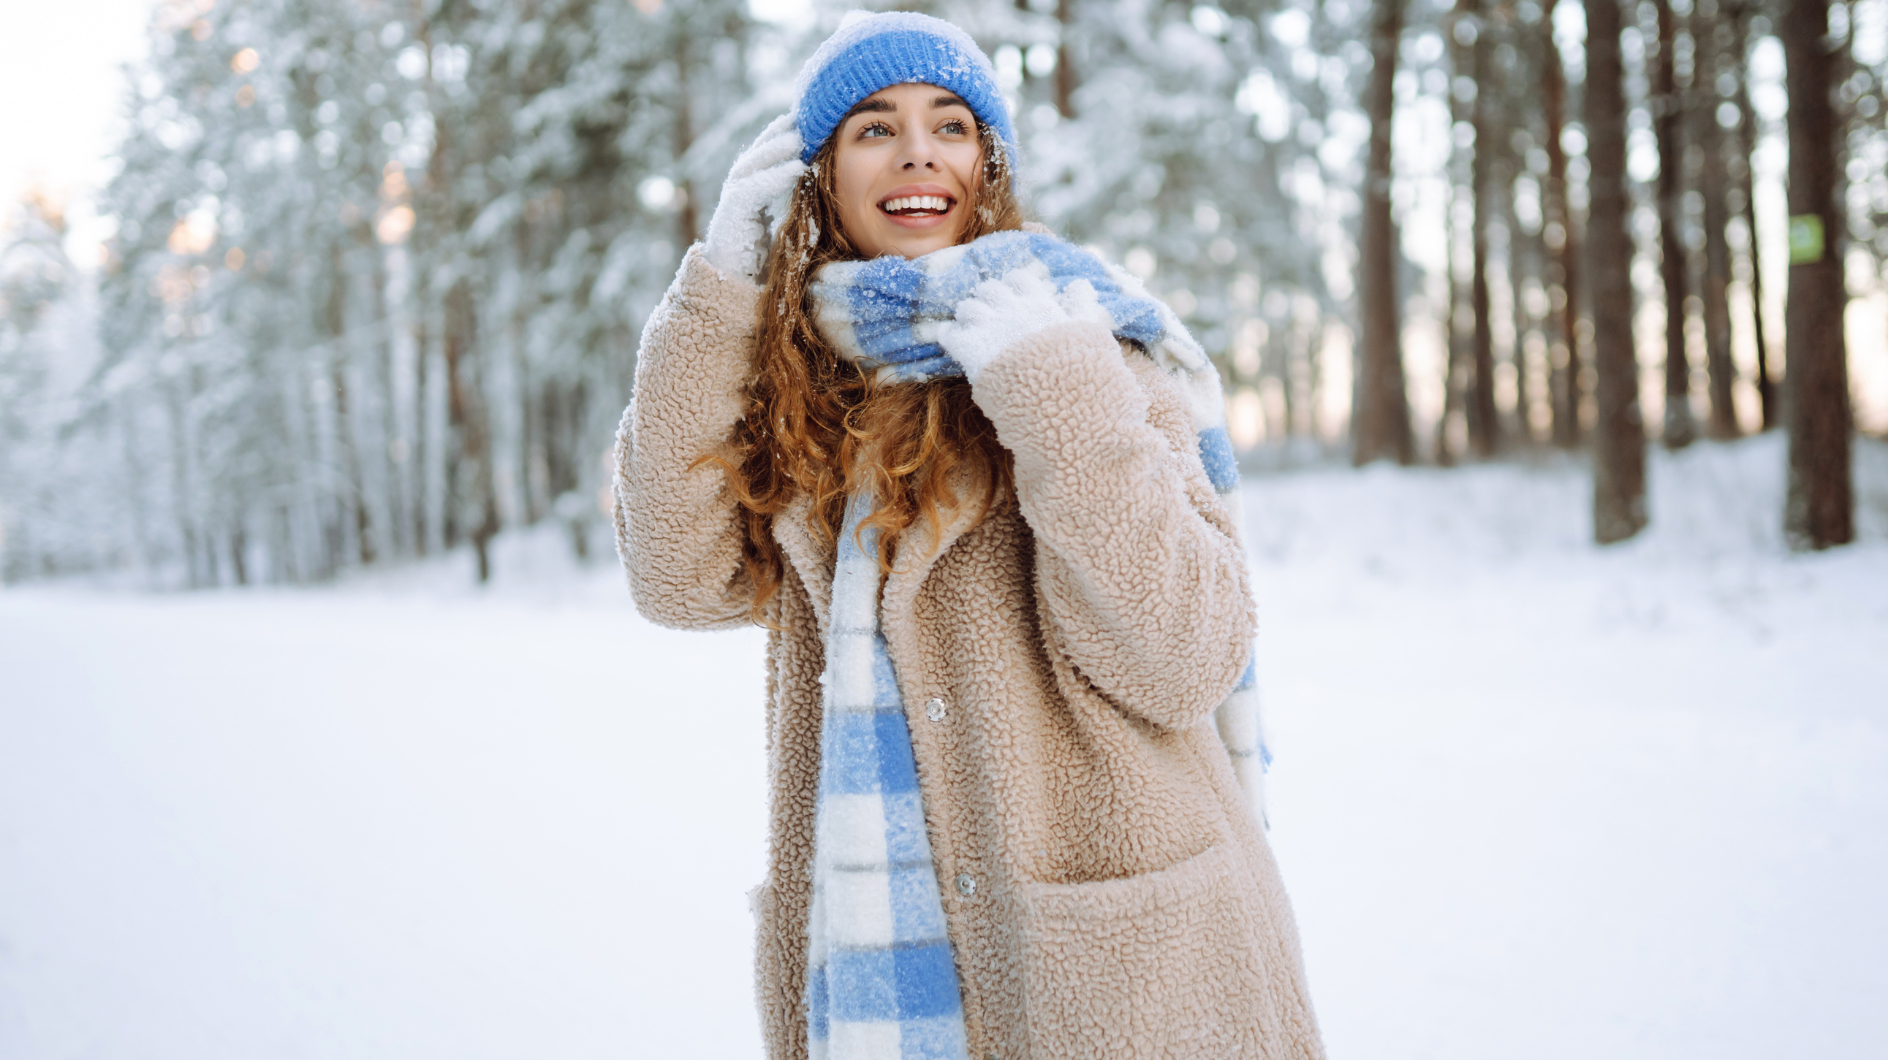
[701,114,805,282]
[1056,277,1116,329]
[937,270,1114,382]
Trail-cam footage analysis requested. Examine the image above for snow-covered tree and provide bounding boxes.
[65,0,771,585]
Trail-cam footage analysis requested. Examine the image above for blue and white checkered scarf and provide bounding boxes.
[811,230,1170,385]
[806,490,970,1060]
[804,229,1272,1059]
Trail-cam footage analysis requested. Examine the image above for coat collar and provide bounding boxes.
[771,463,991,639]
[878,464,988,629]
[774,489,834,640]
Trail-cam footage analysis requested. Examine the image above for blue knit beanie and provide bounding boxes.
[792,11,1017,167]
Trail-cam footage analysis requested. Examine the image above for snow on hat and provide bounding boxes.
[792,10,1017,166]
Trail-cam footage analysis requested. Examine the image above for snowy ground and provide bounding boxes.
[3,432,1885,1060]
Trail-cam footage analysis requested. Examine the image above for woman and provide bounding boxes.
[615,12,1323,1059]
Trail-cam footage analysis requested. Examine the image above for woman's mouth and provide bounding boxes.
[879,194,954,219]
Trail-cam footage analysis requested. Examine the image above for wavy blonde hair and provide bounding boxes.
[702,122,1024,620]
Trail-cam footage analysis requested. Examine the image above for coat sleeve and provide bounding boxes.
[967,321,1255,732]
[613,244,761,629]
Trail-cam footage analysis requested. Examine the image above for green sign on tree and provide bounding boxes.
[1788,214,1825,264]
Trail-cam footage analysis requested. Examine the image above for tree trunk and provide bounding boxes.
[229,522,248,586]
[1781,0,1853,548]
[289,366,334,580]
[512,217,542,525]
[326,243,373,565]
[1515,210,1546,444]
[1651,0,1696,449]
[444,279,500,579]
[1542,0,1585,446]
[414,5,439,556]
[1694,0,1740,438]
[1438,278,1465,466]
[1731,2,1778,428]
[411,296,431,556]
[1505,159,1536,445]
[1439,0,1473,466]
[1354,0,1415,466]
[1054,0,1077,119]
[1273,328,1300,444]
[164,380,202,587]
[1467,0,1500,458]
[1587,0,1647,542]
[371,237,407,555]
[1306,325,1326,443]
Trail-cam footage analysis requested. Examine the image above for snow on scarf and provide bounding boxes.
[809,227,1272,812]
[804,490,970,1060]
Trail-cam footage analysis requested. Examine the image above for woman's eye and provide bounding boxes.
[860,122,892,138]
[940,119,969,135]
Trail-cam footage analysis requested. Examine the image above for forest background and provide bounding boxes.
[3,3,1885,1055]
[1,0,1886,584]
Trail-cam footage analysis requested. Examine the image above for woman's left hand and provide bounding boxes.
[701,114,806,283]
[936,269,1113,382]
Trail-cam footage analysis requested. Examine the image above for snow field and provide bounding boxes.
[1,432,1885,1058]
[1251,435,1888,1058]
[0,574,772,1059]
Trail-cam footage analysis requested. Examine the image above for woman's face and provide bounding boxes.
[830,83,983,260]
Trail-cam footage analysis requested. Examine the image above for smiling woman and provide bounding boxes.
[612,11,1325,1060]
[728,78,1025,583]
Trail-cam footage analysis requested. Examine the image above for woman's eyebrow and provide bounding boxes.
[842,93,970,123]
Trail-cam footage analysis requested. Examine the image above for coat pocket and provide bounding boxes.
[1013,841,1270,1058]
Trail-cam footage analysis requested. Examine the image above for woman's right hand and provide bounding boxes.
[937,271,1114,382]
[702,114,805,283]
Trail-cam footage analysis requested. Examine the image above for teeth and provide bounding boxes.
[882,195,950,213]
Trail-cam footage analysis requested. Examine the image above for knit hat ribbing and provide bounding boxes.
[792,11,1017,166]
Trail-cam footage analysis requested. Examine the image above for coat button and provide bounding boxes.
[924,697,947,722]
[956,873,977,897]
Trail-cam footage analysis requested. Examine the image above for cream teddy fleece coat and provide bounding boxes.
[614,245,1326,1060]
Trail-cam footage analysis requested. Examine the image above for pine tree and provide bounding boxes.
[1780,0,1853,548]
[1540,0,1585,446]
[1354,0,1416,465]
[1649,0,1695,449]
[1586,0,1646,542]
[1464,0,1501,458]
[1012,0,1328,435]
[1692,0,1739,439]
[1726,0,1778,429]
[72,0,768,585]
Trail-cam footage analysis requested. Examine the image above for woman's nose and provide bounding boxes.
[897,133,941,170]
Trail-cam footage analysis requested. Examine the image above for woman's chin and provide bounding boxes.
[876,230,961,260]
[859,216,965,259]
